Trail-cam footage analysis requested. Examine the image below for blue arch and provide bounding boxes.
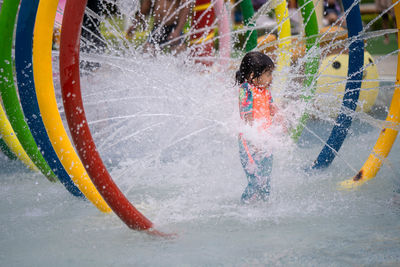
[15,0,84,197]
[311,0,364,169]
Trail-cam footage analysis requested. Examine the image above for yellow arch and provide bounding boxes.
[0,103,37,171]
[32,0,111,212]
[274,0,291,71]
[263,0,291,102]
[340,0,400,189]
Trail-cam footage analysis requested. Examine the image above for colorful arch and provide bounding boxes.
[32,0,110,212]
[60,0,157,233]
[340,0,400,188]
[15,0,83,197]
[0,0,57,181]
[311,0,364,169]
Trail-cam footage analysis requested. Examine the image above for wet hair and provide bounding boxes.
[235,51,275,84]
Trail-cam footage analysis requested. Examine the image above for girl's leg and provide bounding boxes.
[238,136,272,203]
[238,136,257,202]
[253,154,273,201]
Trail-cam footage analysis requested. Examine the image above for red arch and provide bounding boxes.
[59,0,158,233]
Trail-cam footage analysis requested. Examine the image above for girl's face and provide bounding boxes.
[253,70,273,88]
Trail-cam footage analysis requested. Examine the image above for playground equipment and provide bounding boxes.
[0,0,399,232]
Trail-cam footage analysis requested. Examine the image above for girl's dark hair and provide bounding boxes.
[235,51,275,84]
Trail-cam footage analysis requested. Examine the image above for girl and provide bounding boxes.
[236,51,281,203]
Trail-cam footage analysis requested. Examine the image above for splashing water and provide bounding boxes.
[1,0,400,265]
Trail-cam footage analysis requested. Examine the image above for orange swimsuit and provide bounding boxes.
[239,82,273,130]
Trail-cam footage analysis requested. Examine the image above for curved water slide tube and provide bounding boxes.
[290,0,320,141]
[15,0,83,197]
[0,0,56,180]
[0,138,17,160]
[340,0,400,188]
[60,0,160,232]
[32,0,110,212]
[311,0,364,169]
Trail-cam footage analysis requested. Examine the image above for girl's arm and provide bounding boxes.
[239,84,253,125]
